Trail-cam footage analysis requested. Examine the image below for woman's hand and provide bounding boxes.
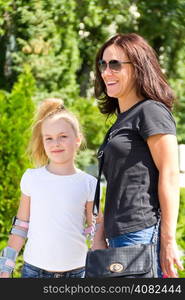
[160,239,184,278]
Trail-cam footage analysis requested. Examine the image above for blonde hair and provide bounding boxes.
[28,98,85,166]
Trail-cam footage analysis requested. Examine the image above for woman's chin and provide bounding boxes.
[107,91,118,98]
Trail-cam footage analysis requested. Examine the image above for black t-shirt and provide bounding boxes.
[98,99,176,239]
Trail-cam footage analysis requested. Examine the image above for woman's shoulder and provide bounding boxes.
[136,99,176,139]
[140,99,172,114]
[137,99,175,123]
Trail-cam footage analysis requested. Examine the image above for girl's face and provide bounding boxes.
[101,45,136,101]
[41,115,81,165]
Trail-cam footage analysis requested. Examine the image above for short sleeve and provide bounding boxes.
[138,101,176,140]
[87,175,98,202]
[20,169,31,196]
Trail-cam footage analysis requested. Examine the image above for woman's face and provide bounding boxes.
[101,45,136,101]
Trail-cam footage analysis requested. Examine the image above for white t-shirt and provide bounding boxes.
[20,166,97,271]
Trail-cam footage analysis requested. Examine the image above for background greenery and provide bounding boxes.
[0,0,185,277]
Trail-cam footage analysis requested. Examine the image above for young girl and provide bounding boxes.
[0,98,97,278]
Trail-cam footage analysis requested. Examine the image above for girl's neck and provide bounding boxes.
[46,162,77,176]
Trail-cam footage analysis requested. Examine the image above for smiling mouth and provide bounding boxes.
[106,81,118,86]
[51,150,64,153]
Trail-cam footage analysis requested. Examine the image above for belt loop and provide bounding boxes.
[40,268,43,278]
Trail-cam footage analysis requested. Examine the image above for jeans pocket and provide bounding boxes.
[109,225,155,247]
[21,262,40,278]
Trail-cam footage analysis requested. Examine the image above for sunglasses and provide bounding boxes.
[98,59,131,73]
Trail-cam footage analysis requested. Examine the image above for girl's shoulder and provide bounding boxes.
[20,167,45,196]
[21,166,45,178]
[76,169,97,198]
[77,168,97,179]
[76,169,97,184]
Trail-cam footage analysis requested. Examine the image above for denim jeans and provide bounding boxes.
[21,262,85,278]
[108,223,162,278]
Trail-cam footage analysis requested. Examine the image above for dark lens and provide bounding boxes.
[109,60,122,71]
[98,60,107,72]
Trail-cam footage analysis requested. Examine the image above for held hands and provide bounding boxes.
[160,239,184,278]
[91,239,108,250]
[90,220,108,250]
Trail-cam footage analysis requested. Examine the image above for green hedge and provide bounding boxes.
[176,187,185,278]
[0,66,36,241]
[177,187,185,249]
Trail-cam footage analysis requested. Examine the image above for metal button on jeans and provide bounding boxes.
[54,273,64,278]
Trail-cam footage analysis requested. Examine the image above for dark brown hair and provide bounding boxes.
[94,33,175,115]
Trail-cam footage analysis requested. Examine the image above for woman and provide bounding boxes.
[92,33,183,278]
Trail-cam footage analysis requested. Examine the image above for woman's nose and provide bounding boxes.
[103,65,113,75]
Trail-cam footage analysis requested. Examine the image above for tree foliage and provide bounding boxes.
[0,0,184,140]
[0,66,35,239]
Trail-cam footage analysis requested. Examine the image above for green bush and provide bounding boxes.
[0,66,36,241]
[177,188,185,249]
[176,188,185,277]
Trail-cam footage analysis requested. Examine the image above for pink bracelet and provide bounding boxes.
[83,225,94,236]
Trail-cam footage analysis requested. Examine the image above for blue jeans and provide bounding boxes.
[21,262,85,278]
[108,223,162,278]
